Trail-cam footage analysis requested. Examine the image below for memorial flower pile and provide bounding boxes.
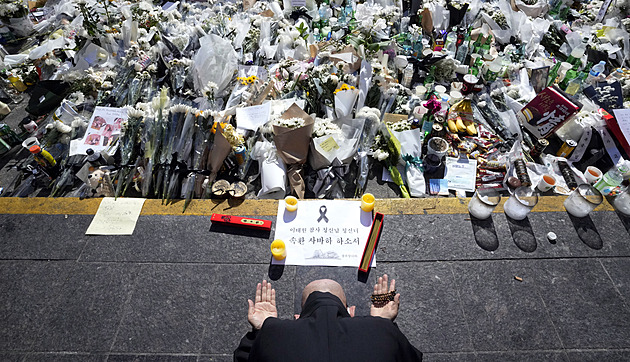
[1,0,630,203]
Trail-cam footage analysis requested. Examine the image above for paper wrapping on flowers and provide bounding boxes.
[330,47,362,73]
[8,16,33,37]
[192,34,238,96]
[203,128,232,186]
[309,117,365,170]
[334,88,359,119]
[394,129,426,197]
[273,103,314,199]
[514,0,549,18]
[251,140,287,199]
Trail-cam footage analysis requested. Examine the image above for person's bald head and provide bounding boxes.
[302,279,347,307]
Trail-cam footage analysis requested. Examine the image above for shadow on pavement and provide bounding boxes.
[209,223,271,239]
[268,261,285,281]
[506,216,537,252]
[567,213,603,250]
[470,214,499,252]
[615,211,630,235]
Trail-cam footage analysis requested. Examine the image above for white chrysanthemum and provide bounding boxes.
[373,149,389,161]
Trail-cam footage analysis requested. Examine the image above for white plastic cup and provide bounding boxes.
[468,188,501,219]
[22,136,39,150]
[613,189,630,216]
[584,166,603,185]
[537,174,556,192]
[564,184,603,218]
[504,187,539,220]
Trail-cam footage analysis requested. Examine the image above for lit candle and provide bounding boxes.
[285,196,298,212]
[361,193,375,212]
[270,240,287,260]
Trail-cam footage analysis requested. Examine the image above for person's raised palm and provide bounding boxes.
[248,280,278,330]
[370,274,400,321]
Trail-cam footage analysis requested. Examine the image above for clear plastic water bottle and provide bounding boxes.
[586,61,606,84]
[594,163,629,195]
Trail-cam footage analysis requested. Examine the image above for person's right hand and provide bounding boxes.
[370,274,400,321]
[248,280,277,330]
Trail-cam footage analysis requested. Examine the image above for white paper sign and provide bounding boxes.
[70,106,127,156]
[274,200,375,267]
[236,102,271,131]
[612,109,630,151]
[85,197,146,235]
[445,157,477,192]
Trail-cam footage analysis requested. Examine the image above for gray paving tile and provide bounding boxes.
[0,215,91,260]
[0,261,74,351]
[31,263,139,352]
[79,216,274,263]
[196,355,232,362]
[585,212,630,256]
[600,258,630,305]
[106,355,197,362]
[530,259,630,349]
[422,352,477,362]
[111,264,294,355]
[565,349,630,362]
[200,265,295,355]
[0,353,25,362]
[377,262,473,354]
[475,351,569,361]
[376,214,477,262]
[24,353,107,361]
[451,260,563,351]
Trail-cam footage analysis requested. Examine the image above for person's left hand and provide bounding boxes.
[248,279,277,330]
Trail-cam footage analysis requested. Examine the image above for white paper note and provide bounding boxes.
[236,102,272,131]
[86,197,146,235]
[273,200,374,267]
[444,157,477,192]
[612,109,630,151]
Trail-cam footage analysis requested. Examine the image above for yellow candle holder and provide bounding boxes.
[285,196,298,212]
[361,193,375,212]
[270,240,287,260]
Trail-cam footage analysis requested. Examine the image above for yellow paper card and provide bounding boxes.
[320,137,340,152]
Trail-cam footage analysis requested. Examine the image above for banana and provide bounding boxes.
[464,120,477,136]
[447,119,458,134]
[456,117,467,133]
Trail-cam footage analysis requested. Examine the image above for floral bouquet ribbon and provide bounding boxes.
[312,158,350,199]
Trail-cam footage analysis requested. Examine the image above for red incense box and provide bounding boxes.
[359,213,384,273]
[210,213,272,231]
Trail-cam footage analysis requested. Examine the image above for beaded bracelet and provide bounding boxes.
[370,290,396,307]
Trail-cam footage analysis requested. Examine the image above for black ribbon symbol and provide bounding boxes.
[317,205,329,223]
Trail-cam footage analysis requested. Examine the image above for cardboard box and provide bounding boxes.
[516,86,582,139]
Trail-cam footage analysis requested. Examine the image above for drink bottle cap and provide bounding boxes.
[29,145,41,154]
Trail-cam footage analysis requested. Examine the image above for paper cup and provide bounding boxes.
[24,121,38,133]
[461,74,478,95]
[537,174,556,192]
[584,166,602,185]
[427,137,449,158]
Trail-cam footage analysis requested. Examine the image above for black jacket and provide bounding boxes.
[234,291,423,362]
